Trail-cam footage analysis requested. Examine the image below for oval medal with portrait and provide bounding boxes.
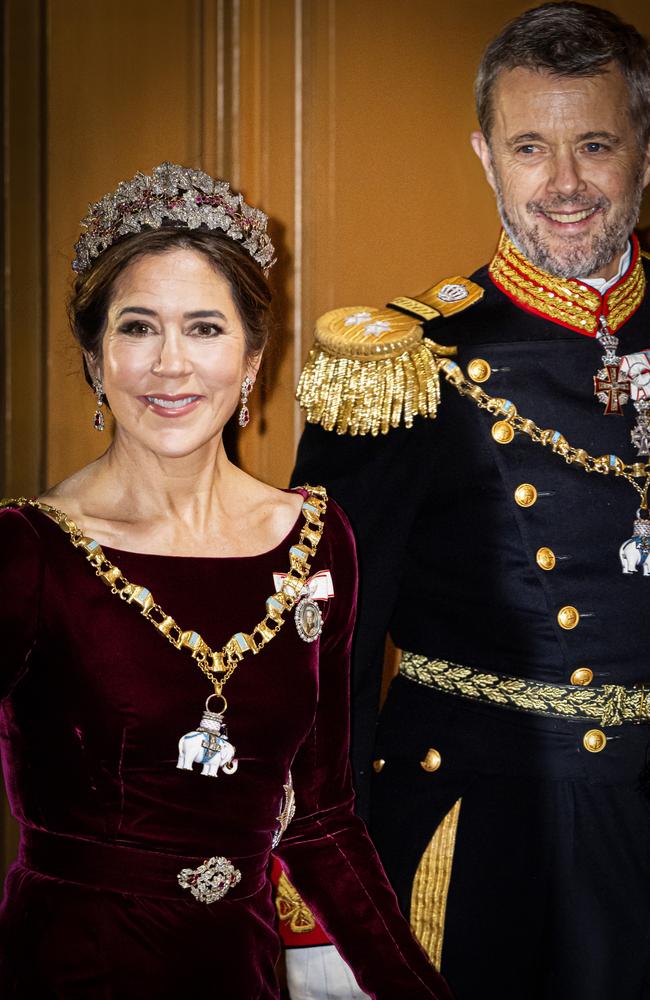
[295,597,323,643]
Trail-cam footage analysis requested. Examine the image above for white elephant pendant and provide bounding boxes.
[177,700,239,777]
[620,514,650,576]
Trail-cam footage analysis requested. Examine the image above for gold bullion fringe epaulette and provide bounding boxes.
[296,278,483,437]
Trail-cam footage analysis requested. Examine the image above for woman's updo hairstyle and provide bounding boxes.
[69,227,273,387]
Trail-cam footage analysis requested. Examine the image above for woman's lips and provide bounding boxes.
[139,394,202,417]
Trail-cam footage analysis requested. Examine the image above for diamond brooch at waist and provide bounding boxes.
[177,855,242,904]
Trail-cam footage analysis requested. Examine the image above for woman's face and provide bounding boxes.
[95,248,258,459]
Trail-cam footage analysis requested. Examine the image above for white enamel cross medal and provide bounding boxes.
[594,363,631,415]
[594,317,630,415]
[619,351,650,457]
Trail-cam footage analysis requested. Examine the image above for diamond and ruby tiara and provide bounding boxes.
[72,162,276,275]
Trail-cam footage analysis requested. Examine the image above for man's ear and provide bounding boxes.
[471,131,497,194]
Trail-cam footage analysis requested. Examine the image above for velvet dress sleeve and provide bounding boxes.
[274,500,453,1000]
[291,419,436,818]
[0,508,43,699]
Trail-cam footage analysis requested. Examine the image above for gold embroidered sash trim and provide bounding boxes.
[400,652,650,727]
[488,230,645,336]
[410,798,462,969]
[1,487,328,697]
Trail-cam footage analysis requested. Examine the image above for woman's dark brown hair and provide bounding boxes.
[68,227,273,386]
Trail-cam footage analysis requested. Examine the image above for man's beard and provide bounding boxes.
[493,165,646,279]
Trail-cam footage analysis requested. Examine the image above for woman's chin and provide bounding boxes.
[113,425,227,462]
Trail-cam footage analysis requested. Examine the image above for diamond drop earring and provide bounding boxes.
[92,377,105,432]
[239,376,254,428]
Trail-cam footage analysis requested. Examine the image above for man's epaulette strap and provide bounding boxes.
[296,277,482,437]
[387,275,484,322]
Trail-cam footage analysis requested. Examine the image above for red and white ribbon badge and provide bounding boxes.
[273,570,334,601]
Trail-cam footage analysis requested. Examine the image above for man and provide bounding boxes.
[291,4,650,998]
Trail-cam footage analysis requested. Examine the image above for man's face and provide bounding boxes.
[471,65,650,280]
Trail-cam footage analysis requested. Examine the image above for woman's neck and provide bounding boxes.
[98,430,236,529]
[43,427,303,557]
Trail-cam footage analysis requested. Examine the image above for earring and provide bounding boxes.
[238,376,254,428]
[92,377,105,432]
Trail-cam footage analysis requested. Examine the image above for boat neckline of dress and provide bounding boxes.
[28,487,312,563]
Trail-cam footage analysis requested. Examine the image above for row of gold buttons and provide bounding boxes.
[373,729,606,769]
[468,356,516,445]
[512,484,558,570]
[467,360,605,753]
[373,748,442,774]
[511,479,582,632]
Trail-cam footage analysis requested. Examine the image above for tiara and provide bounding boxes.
[72,162,276,274]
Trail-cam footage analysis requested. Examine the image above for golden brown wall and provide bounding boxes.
[3,0,650,868]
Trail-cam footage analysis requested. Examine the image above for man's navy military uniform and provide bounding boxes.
[291,232,650,999]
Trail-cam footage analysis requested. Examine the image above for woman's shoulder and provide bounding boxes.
[305,487,356,552]
[0,501,44,579]
[294,485,357,586]
[0,500,43,537]
[36,465,97,522]
[297,486,358,644]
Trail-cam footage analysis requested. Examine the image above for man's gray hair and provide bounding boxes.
[475,2,650,145]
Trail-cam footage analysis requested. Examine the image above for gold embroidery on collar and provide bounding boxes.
[488,231,645,335]
[607,256,645,331]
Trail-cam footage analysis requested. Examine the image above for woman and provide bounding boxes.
[0,163,452,999]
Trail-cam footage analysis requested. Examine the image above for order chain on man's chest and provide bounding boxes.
[441,342,650,576]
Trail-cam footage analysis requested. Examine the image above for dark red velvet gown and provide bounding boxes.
[0,492,451,999]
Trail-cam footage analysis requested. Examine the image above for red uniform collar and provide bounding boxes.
[488,230,646,337]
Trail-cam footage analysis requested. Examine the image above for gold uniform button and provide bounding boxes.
[492,420,515,444]
[468,358,491,383]
[372,758,385,773]
[514,483,538,507]
[557,605,580,630]
[420,748,442,773]
[571,667,594,687]
[583,729,607,753]
[536,546,556,571]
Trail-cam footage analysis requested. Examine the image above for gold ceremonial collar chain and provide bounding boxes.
[2,488,328,708]
[488,231,646,336]
[436,355,650,541]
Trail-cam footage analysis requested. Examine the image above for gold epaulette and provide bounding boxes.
[296,277,483,436]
